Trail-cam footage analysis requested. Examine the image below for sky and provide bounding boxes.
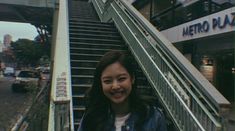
[0,21,39,42]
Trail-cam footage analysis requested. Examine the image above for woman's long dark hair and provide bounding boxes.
[81,50,151,131]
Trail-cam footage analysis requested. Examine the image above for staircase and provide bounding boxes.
[68,1,162,130]
[69,0,135,130]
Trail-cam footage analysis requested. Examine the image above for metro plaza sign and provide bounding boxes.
[182,11,235,37]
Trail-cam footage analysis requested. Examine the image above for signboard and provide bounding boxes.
[161,7,235,43]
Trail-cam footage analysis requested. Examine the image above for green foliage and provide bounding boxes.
[11,39,50,66]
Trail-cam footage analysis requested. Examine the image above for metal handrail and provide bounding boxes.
[48,0,73,131]
[91,0,230,130]
[119,0,229,110]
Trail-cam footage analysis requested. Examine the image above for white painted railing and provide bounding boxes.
[48,0,73,131]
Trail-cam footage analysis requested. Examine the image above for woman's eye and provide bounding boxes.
[103,80,112,84]
[118,77,126,82]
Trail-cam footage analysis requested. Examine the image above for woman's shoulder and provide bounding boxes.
[144,106,168,131]
[148,106,165,120]
[138,95,165,121]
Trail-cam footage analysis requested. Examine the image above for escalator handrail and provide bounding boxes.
[112,0,230,110]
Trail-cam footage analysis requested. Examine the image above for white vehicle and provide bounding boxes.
[3,67,15,76]
[12,70,41,92]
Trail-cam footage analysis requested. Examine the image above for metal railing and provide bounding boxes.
[48,0,73,131]
[91,0,231,130]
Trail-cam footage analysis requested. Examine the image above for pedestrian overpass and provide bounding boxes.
[0,0,231,131]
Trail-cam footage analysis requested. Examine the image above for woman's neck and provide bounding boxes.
[111,101,130,117]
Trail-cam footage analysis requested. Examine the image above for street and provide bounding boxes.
[0,76,34,130]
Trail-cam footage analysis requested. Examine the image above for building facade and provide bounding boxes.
[3,34,12,51]
[135,0,235,103]
[2,34,14,67]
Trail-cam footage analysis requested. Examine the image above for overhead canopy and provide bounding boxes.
[0,3,53,24]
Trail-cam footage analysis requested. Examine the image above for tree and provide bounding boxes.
[11,39,49,67]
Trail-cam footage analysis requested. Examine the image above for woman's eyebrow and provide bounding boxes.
[118,73,128,77]
[101,73,128,79]
[101,76,112,79]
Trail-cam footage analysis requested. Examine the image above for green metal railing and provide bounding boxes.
[91,0,231,130]
[48,0,73,131]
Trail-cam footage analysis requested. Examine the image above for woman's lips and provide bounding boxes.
[111,91,124,98]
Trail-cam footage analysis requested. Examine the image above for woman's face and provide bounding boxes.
[101,62,134,105]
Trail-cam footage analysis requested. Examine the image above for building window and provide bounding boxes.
[151,0,235,30]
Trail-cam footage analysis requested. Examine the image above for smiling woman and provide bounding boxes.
[0,21,38,42]
[78,50,167,131]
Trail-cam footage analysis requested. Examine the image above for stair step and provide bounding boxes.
[72,84,91,88]
[70,47,123,55]
[69,21,114,28]
[70,47,121,51]
[71,16,98,20]
[73,96,86,106]
[69,25,117,31]
[73,110,85,119]
[69,18,107,24]
[69,33,121,40]
[72,84,91,95]
[71,59,98,68]
[72,75,94,78]
[70,42,125,49]
[71,67,95,75]
[71,67,95,70]
[70,37,123,45]
[70,53,103,61]
[70,1,98,19]
[69,28,120,36]
[71,75,94,85]
[73,94,86,98]
[73,119,80,130]
[74,120,80,125]
[73,110,84,127]
[73,106,86,111]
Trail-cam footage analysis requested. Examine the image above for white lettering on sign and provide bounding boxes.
[182,12,235,37]
[161,7,235,43]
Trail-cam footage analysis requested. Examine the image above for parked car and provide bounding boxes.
[35,65,50,73]
[40,70,50,80]
[12,70,41,92]
[3,67,15,76]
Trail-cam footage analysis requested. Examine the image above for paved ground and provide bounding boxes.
[0,77,34,131]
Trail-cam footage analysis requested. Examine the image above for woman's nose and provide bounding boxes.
[112,80,120,89]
